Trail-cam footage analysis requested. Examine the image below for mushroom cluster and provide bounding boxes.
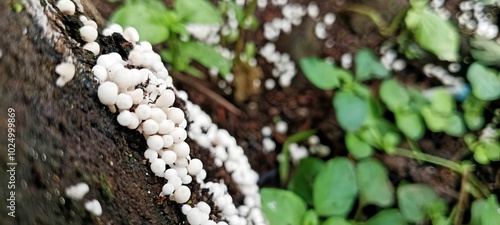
[94,28,203,207]
[92,22,265,224]
[179,92,266,225]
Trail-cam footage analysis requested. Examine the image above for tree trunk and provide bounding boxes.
[0,0,189,224]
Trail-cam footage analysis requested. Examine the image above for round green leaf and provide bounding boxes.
[345,132,373,159]
[366,209,408,225]
[405,9,460,61]
[464,112,485,131]
[261,188,307,225]
[430,89,454,115]
[382,132,401,153]
[443,113,466,137]
[355,48,391,81]
[380,79,410,111]
[467,62,500,101]
[357,158,394,207]
[395,111,424,140]
[177,41,231,76]
[288,157,325,205]
[397,184,442,223]
[470,195,500,225]
[474,147,491,165]
[334,92,369,132]
[110,2,170,45]
[299,57,341,90]
[420,106,447,131]
[322,217,352,225]
[313,157,358,217]
[483,141,500,161]
[302,210,320,225]
[174,0,222,24]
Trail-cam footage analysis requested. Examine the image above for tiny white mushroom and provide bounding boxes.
[117,110,133,126]
[84,199,102,216]
[161,150,177,164]
[123,27,140,43]
[115,93,133,110]
[150,158,166,175]
[83,42,100,55]
[80,25,98,43]
[166,107,184,124]
[65,182,89,200]
[92,65,107,83]
[174,185,191,203]
[55,62,76,87]
[147,135,164,151]
[98,81,119,105]
[172,142,190,157]
[142,119,159,135]
[187,158,203,175]
[56,0,75,15]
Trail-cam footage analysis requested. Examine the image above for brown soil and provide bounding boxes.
[1,0,499,224]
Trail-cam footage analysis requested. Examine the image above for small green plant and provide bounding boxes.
[109,0,231,78]
[294,44,499,225]
[464,130,500,165]
[403,0,460,61]
[262,157,459,225]
[300,50,437,158]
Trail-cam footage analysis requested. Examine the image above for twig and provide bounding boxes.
[171,72,242,116]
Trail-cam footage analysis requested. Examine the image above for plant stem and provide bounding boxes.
[353,199,364,221]
[393,148,463,172]
[279,129,317,186]
[393,148,490,198]
[453,167,469,225]
[342,4,406,37]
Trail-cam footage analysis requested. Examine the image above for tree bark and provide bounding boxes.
[0,0,188,224]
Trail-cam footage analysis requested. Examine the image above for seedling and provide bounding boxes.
[262,157,454,225]
[109,0,231,78]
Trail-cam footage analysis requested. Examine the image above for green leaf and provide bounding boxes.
[302,210,320,225]
[395,111,425,140]
[245,42,257,61]
[261,188,307,225]
[420,106,447,132]
[467,62,500,101]
[357,158,394,207]
[484,141,500,162]
[430,89,455,115]
[313,157,358,217]
[299,57,341,90]
[443,113,466,137]
[333,92,369,132]
[355,48,391,81]
[409,0,430,9]
[177,41,231,77]
[345,132,373,159]
[470,37,500,66]
[462,95,488,130]
[382,132,401,153]
[174,0,222,24]
[110,2,170,45]
[366,209,408,225]
[397,184,444,223]
[470,195,500,225]
[405,8,460,62]
[288,157,325,205]
[380,79,410,111]
[322,217,352,225]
